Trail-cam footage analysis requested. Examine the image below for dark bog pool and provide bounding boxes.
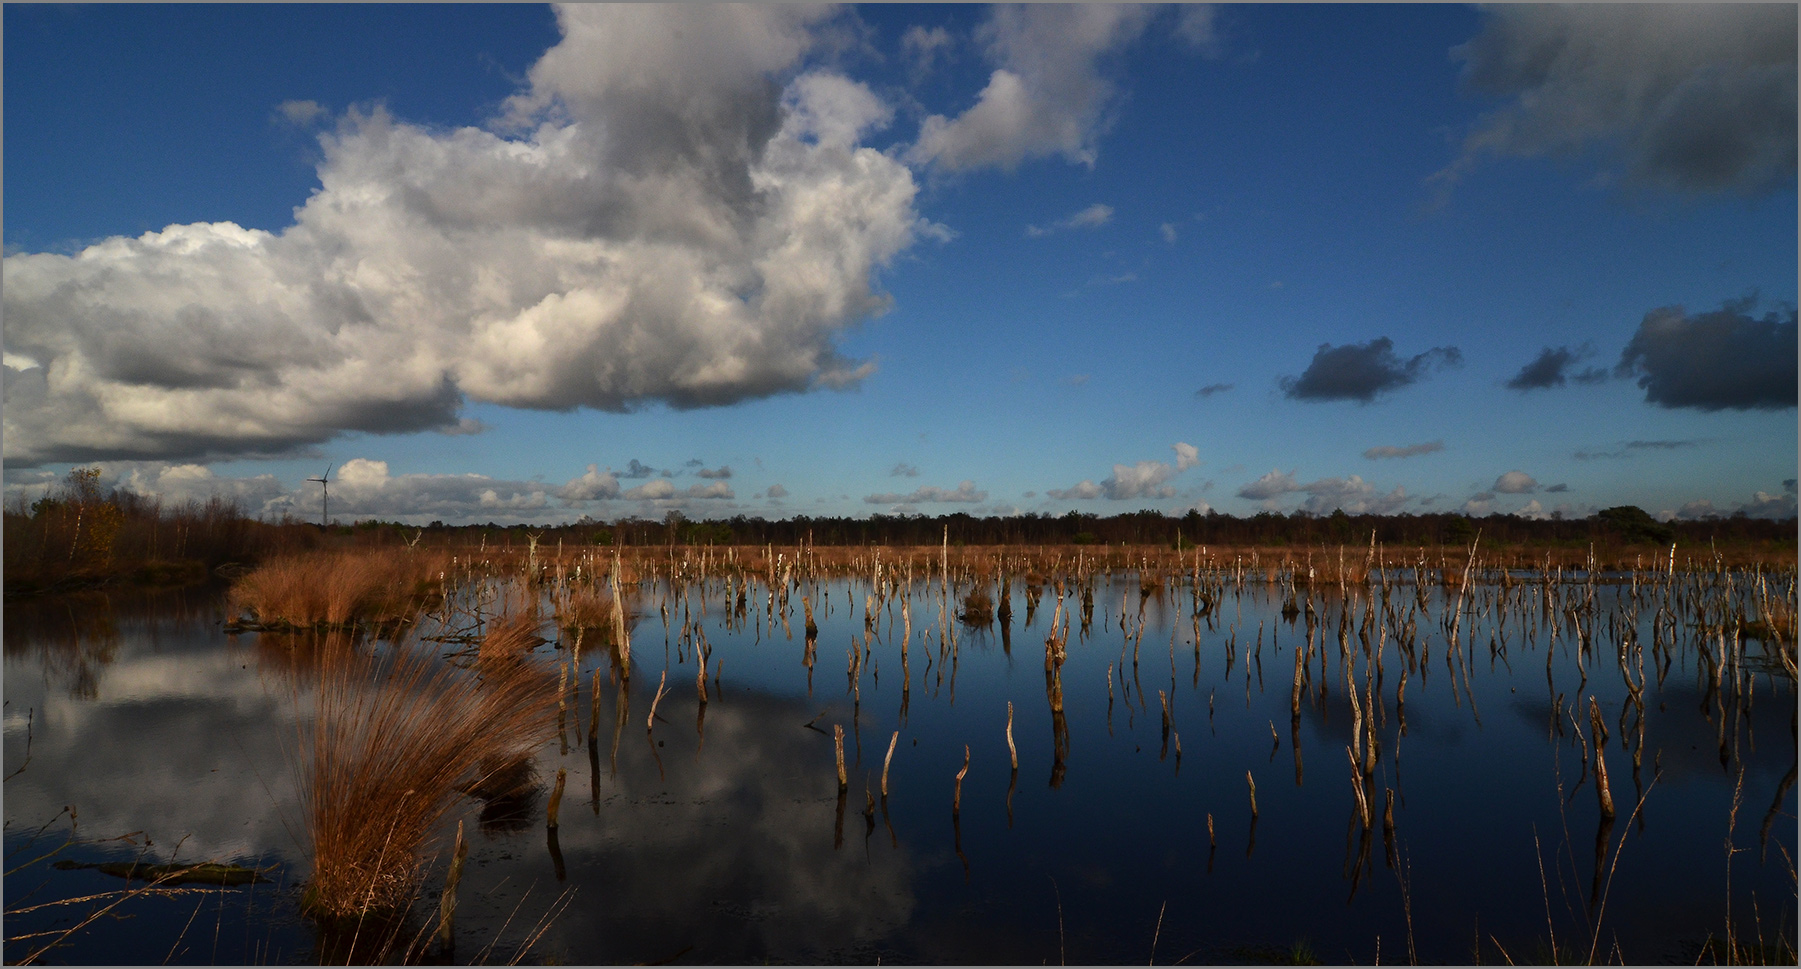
[5,569,1795,964]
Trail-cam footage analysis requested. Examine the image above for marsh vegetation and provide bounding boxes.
[3,535,1795,963]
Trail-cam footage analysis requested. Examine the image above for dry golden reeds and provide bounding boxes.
[959,587,994,626]
[232,549,441,629]
[300,634,558,920]
[558,582,626,634]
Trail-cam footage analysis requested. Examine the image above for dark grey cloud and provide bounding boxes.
[1504,345,1608,390]
[622,459,656,479]
[1279,338,1461,403]
[1194,382,1234,399]
[1436,5,1796,198]
[1363,440,1443,460]
[1615,298,1797,411]
[1545,483,1569,493]
[1575,439,1704,460]
[889,462,920,477]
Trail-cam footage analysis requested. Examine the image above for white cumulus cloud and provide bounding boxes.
[907,4,1158,172]
[3,5,923,468]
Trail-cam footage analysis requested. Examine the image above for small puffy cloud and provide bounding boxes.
[1159,222,1178,243]
[1064,203,1114,228]
[1677,498,1718,520]
[1102,461,1177,500]
[1614,298,1797,411]
[900,24,954,79]
[619,478,731,500]
[1364,440,1444,460]
[907,4,1158,172]
[1279,338,1461,403]
[1193,382,1233,399]
[1026,202,1114,237]
[1463,496,1495,516]
[1051,445,1199,502]
[1296,476,1409,515]
[440,417,490,436]
[696,466,732,479]
[623,479,676,501]
[765,483,789,499]
[621,460,656,479]
[1505,345,1608,390]
[1435,5,1797,199]
[1739,489,1799,518]
[890,462,920,477]
[1493,471,1538,494]
[1173,4,1223,57]
[1236,469,1300,501]
[275,99,327,127]
[863,480,986,504]
[1514,499,1550,520]
[1046,480,1103,501]
[685,481,734,500]
[556,464,622,502]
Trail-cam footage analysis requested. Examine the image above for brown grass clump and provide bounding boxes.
[477,609,546,666]
[232,549,441,628]
[959,587,994,626]
[300,634,558,920]
[556,582,624,634]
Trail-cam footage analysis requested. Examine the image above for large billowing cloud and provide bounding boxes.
[907,4,1158,172]
[1614,298,1797,411]
[1279,338,1461,403]
[3,5,927,467]
[1436,4,1797,197]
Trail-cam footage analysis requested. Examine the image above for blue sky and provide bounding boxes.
[5,3,1795,526]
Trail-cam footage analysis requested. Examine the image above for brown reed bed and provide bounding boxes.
[230,548,446,630]
[299,629,558,921]
[555,581,630,636]
[958,586,994,626]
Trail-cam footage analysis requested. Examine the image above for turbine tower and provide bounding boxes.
[308,464,333,527]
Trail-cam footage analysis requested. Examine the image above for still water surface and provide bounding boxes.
[4,570,1794,964]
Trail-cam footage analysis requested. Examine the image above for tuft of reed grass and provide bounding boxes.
[231,549,442,629]
[958,587,994,626]
[557,582,628,637]
[300,632,558,921]
[478,609,545,667]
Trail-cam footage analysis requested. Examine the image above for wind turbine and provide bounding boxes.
[309,464,333,527]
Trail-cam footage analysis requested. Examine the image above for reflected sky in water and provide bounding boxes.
[4,571,1795,964]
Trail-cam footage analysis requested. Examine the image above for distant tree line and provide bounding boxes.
[403,505,1795,552]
